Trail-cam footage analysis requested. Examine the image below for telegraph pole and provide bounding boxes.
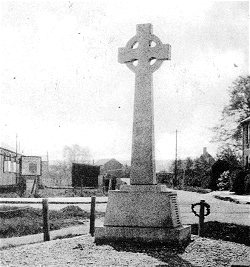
[15,134,18,184]
[174,129,178,187]
[16,134,18,155]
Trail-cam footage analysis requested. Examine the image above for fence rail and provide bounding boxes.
[0,200,107,204]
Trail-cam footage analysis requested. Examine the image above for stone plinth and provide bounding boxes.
[95,185,191,245]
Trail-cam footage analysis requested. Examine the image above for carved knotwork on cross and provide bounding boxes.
[118,24,171,73]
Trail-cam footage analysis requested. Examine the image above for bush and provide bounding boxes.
[231,170,247,195]
[244,174,250,194]
[210,159,230,190]
[217,171,230,191]
[182,186,211,194]
[230,169,242,191]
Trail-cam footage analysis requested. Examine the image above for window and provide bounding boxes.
[4,161,11,173]
[29,163,37,174]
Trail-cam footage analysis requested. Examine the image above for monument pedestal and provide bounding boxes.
[95,184,191,245]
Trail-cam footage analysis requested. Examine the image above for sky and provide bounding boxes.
[0,0,249,162]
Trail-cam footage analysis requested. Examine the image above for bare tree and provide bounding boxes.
[63,144,91,164]
[212,75,250,152]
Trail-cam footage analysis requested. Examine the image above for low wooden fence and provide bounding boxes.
[0,197,107,241]
[1,198,211,241]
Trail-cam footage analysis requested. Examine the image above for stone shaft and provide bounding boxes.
[118,23,170,185]
[131,71,156,184]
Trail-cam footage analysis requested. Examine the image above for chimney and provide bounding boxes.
[203,147,207,156]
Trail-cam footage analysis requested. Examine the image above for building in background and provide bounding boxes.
[201,147,215,164]
[0,146,49,195]
[96,158,129,190]
[241,116,250,169]
[0,147,22,189]
[72,163,100,188]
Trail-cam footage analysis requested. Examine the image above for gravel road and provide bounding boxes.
[1,234,249,267]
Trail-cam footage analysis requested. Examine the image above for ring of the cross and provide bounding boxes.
[125,34,164,73]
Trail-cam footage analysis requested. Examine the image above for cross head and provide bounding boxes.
[118,24,171,73]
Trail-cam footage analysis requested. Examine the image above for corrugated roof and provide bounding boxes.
[0,146,22,156]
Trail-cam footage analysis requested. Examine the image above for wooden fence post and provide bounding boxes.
[89,196,96,236]
[80,177,84,197]
[31,176,37,195]
[42,198,50,241]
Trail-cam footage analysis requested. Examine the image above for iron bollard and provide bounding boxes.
[191,200,210,237]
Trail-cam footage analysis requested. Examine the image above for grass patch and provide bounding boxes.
[0,205,105,238]
[213,195,250,204]
[191,221,250,246]
[180,186,212,194]
[53,233,82,240]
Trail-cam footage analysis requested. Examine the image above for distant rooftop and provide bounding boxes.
[95,158,120,166]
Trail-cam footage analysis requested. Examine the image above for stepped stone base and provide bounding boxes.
[94,184,191,245]
[95,225,191,245]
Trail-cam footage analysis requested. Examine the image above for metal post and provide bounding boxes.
[42,198,50,241]
[89,196,96,236]
[198,200,205,237]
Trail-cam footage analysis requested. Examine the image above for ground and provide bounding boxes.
[0,189,249,266]
[1,234,249,267]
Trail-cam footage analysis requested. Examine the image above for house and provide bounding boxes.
[241,116,250,169]
[96,158,125,190]
[201,147,215,165]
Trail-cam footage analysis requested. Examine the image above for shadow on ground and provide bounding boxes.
[191,221,250,246]
[96,241,196,267]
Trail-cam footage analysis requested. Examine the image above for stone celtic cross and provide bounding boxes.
[118,23,171,185]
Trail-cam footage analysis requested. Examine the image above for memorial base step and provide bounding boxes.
[95,225,191,246]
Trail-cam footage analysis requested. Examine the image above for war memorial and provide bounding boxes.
[95,24,191,245]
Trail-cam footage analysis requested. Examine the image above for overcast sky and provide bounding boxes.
[0,0,249,162]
